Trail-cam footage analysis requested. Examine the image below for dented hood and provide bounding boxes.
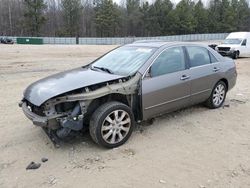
[24,67,124,106]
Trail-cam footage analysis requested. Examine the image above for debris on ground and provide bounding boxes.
[122,148,135,156]
[98,165,105,170]
[199,185,206,188]
[41,157,48,163]
[94,157,100,161]
[159,179,166,184]
[26,162,41,170]
[223,104,230,108]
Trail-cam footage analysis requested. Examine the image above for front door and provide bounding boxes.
[142,46,191,120]
[240,39,249,56]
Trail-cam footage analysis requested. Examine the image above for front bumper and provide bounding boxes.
[19,101,48,127]
[217,50,234,57]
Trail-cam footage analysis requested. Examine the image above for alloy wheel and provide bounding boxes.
[101,110,131,144]
[212,84,226,106]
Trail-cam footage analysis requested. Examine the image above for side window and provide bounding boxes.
[150,47,186,77]
[209,52,218,63]
[242,39,247,46]
[186,46,211,67]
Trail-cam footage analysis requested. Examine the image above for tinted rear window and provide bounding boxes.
[209,52,218,63]
[186,46,211,67]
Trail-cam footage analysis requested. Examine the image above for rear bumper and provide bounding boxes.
[20,101,48,127]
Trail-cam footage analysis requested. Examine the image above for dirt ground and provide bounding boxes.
[0,44,250,188]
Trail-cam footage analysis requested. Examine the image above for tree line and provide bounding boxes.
[0,0,250,37]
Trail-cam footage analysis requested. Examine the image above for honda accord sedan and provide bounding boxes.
[19,42,237,148]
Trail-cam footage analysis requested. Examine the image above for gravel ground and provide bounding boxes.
[0,44,250,188]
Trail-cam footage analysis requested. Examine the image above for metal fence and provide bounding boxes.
[1,33,229,45]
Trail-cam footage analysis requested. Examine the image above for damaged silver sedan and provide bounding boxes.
[19,42,237,148]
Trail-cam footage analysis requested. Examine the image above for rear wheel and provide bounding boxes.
[205,81,227,109]
[89,101,134,148]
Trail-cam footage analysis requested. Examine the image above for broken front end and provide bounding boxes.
[19,73,140,140]
[19,99,86,138]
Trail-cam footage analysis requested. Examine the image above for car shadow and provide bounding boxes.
[46,104,211,151]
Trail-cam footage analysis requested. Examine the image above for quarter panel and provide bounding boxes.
[189,63,222,104]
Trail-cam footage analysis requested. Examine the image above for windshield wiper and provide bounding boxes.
[92,66,114,74]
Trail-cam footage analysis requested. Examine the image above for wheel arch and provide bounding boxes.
[219,78,228,91]
[85,93,132,122]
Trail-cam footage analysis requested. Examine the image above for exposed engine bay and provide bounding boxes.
[20,73,141,142]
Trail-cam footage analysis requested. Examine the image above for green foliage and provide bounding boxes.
[2,0,250,37]
[23,0,47,36]
[235,0,250,30]
[61,0,82,37]
[194,0,209,33]
[174,0,196,34]
[140,2,151,36]
[95,0,121,37]
[147,0,174,36]
[125,0,143,36]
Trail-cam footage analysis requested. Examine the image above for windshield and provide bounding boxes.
[91,46,156,76]
[222,38,242,44]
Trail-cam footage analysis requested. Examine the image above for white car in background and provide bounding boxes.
[216,32,250,59]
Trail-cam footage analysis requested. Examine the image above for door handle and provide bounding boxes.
[180,75,190,81]
[213,67,220,72]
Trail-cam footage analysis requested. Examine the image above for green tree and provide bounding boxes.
[61,0,82,37]
[140,2,151,36]
[95,0,121,37]
[208,0,222,32]
[220,0,237,32]
[234,0,250,30]
[23,0,47,36]
[126,0,142,36]
[174,0,196,34]
[208,0,248,33]
[194,0,209,33]
[147,0,174,36]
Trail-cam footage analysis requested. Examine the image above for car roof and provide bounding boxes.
[126,41,208,48]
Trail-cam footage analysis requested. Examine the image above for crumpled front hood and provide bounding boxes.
[24,67,124,106]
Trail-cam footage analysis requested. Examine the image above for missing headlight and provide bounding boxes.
[55,102,77,113]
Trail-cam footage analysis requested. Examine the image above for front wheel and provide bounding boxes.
[89,101,134,148]
[205,81,227,109]
[232,51,239,59]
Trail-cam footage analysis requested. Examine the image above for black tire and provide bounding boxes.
[89,101,135,148]
[232,51,239,59]
[205,81,227,109]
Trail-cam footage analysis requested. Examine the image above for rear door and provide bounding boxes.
[141,46,191,120]
[185,46,221,104]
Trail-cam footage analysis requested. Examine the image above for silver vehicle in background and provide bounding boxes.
[19,42,237,148]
